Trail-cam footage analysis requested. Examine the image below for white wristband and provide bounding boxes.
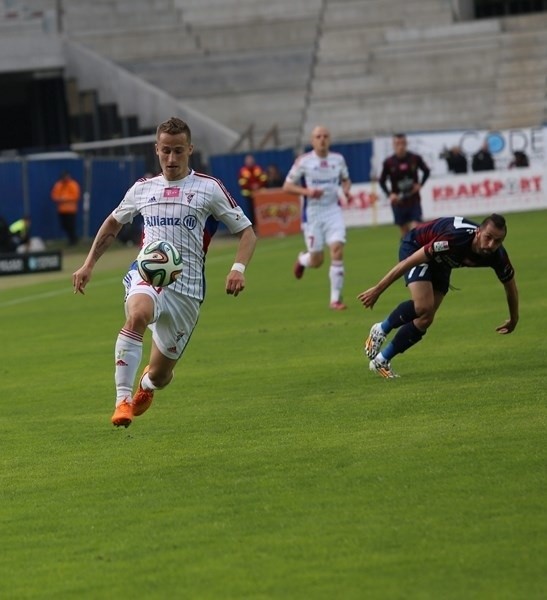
[231,262,246,274]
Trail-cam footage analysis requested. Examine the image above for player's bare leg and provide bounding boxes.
[409,282,444,331]
[133,341,177,417]
[293,250,323,278]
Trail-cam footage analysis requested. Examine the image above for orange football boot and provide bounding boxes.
[132,365,154,417]
[111,399,133,428]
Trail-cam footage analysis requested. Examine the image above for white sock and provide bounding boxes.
[115,328,143,405]
[298,252,312,267]
[141,371,173,391]
[376,352,386,363]
[141,373,159,391]
[329,260,344,303]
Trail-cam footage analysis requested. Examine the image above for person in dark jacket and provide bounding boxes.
[472,142,495,172]
[443,146,468,174]
[508,150,529,168]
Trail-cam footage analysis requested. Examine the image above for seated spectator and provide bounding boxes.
[9,215,32,252]
[472,142,495,172]
[509,150,529,168]
[8,215,46,252]
[443,146,468,174]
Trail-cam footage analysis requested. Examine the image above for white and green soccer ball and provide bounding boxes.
[137,240,182,287]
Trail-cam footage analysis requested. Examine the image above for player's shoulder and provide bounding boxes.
[408,150,427,163]
[193,171,237,202]
[328,151,346,162]
[438,218,477,244]
[293,151,315,167]
[133,173,161,188]
[193,170,229,190]
[193,170,218,183]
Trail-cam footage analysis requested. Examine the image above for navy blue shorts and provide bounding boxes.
[392,202,422,227]
[399,240,451,295]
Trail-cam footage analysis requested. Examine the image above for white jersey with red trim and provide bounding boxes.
[285,150,349,218]
[112,171,251,300]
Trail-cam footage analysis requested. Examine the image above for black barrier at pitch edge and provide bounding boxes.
[0,251,63,276]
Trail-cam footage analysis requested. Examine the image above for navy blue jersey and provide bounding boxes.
[379,151,430,206]
[405,216,514,283]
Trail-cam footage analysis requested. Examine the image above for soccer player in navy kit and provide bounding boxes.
[379,133,431,237]
[358,214,519,378]
[73,117,257,426]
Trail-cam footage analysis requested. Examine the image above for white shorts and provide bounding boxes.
[302,209,346,253]
[123,268,200,360]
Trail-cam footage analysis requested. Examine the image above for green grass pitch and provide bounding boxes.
[1,210,545,599]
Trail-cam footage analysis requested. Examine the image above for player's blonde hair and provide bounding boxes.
[156,117,192,142]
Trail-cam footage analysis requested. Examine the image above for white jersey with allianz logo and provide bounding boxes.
[285,150,349,217]
[112,171,251,301]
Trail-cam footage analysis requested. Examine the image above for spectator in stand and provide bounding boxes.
[265,164,284,188]
[238,154,267,222]
[443,145,468,174]
[379,133,431,237]
[50,171,81,245]
[509,150,529,168]
[472,142,495,172]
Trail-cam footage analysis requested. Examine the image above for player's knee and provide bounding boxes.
[125,307,153,332]
[413,304,435,328]
[416,315,434,329]
[126,294,155,331]
[330,244,344,261]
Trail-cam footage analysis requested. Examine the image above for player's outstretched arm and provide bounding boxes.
[225,225,257,297]
[357,247,428,309]
[73,215,123,294]
[496,277,519,334]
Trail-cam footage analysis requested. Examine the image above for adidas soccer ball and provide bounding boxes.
[137,240,182,287]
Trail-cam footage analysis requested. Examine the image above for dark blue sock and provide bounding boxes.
[383,322,425,360]
[381,300,417,334]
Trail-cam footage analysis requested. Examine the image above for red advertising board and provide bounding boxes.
[252,189,301,237]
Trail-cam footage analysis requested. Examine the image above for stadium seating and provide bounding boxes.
[59,0,320,149]
[2,0,547,153]
[306,3,547,142]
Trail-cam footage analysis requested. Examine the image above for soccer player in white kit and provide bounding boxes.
[73,117,257,427]
[283,125,352,310]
